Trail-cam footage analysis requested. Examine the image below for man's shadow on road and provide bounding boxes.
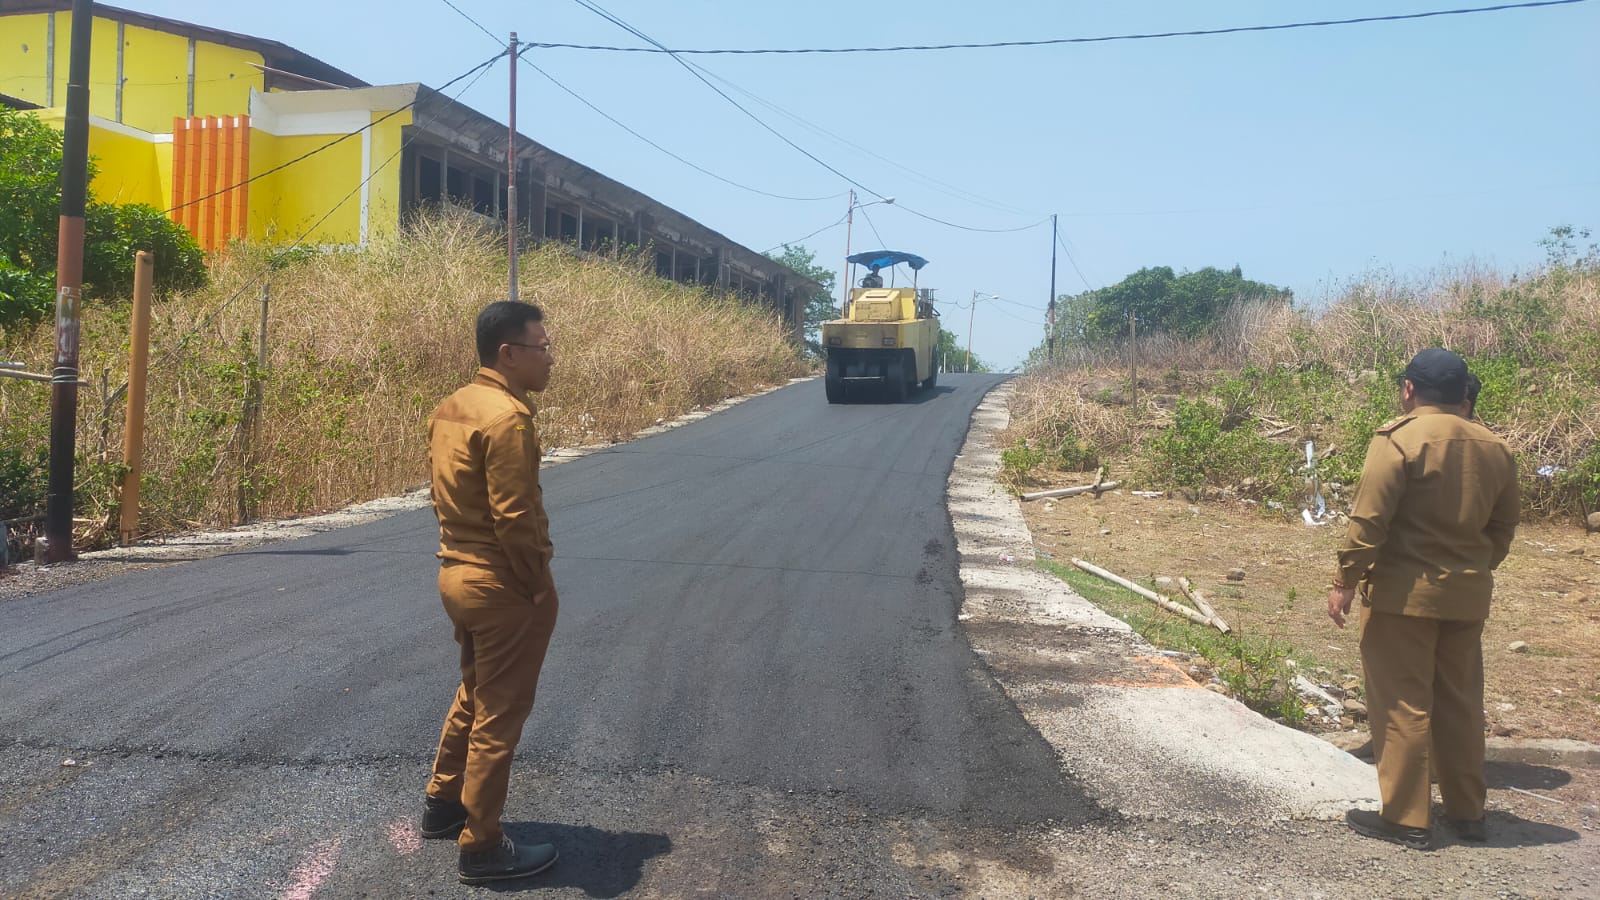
[483,821,671,897]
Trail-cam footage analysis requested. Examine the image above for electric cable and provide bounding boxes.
[158,53,505,362]
[437,0,502,43]
[163,50,507,217]
[532,1,1588,54]
[763,213,847,254]
[566,0,1051,235]
[857,203,887,250]
[437,0,841,203]
[1056,231,1097,292]
[520,57,841,202]
[686,62,1039,218]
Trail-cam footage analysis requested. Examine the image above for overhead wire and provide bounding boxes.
[857,203,887,250]
[762,213,848,254]
[520,58,841,202]
[531,1,1588,54]
[1056,231,1097,292]
[159,51,507,360]
[162,51,506,217]
[565,0,1051,235]
[437,0,841,203]
[685,63,1039,218]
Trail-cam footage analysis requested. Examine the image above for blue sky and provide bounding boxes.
[129,1,1599,369]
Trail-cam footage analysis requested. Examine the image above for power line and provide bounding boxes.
[521,57,840,202]
[763,213,848,254]
[163,51,507,217]
[564,0,1051,235]
[437,0,501,43]
[686,63,1039,218]
[857,203,887,249]
[1057,231,1096,292]
[531,1,1588,54]
[438,0,842,203]
[567,0,891,201]
[162,53,505,358]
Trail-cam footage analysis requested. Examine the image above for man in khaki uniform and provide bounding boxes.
[1329,348,1519,849]
[420,301,560,884]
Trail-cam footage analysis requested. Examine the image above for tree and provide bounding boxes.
[0,105,206,329]
[1044,264,1291,351]
[936,327,990,373]
[765,243,837,357]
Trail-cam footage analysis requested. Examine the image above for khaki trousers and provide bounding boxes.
[1359,609,1486,829]
[426,561,559,851]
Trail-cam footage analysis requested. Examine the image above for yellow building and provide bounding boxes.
[0,1,815,323]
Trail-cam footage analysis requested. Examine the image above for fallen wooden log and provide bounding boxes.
[1021,481,1120,502]
[1178,577,1232,633]
[1070,558,1212,627]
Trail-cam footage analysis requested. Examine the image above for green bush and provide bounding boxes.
[1000,439,1047,491]
[83,202,207,300]
[0,257,54,325]
[1139,397,1297,495]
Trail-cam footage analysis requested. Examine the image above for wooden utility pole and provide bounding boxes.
[44,0,94,563]
[507,32,519,302]
[118,251,154,545]
[238,284,269,524]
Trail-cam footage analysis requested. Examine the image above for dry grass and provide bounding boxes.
[1008,260,1600,519]
[0,210,807,541]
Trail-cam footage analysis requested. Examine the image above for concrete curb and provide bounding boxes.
[948,382,1381,823]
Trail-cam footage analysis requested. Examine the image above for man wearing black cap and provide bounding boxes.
[1328,348,1520,849]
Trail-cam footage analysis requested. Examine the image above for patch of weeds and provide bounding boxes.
[1000,439,1047,492]
[1040,560,1308,727]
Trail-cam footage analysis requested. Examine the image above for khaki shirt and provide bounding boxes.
[428,367,553,596]
[1336,405,1519,620]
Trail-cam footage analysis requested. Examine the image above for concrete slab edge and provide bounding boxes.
[947,381,1382,823]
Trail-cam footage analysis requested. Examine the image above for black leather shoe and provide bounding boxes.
[1443,816,1488,842]
[419,795,467,839]
[1346,809,1431,850]
[459,835,559,885]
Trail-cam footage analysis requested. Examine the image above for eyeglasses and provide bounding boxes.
[506,341,552,354]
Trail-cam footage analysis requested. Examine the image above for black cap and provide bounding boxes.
[1400,347,1469,403]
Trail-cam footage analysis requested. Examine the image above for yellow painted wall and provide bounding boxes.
[86,123,165,207]
[28,107,166,208]
[0,13,51,106]
[365,110,411,243]
[192,39,263,121]
[0,11,263,133]
[248,132,363,245]
[119,22,190,134]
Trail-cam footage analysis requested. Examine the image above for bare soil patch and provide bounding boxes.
[1021,481,1600,745]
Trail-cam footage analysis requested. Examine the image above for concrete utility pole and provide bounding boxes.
[967,290,977,373]
[507,32,519,302]
[44,0,94,564]
[840,189,855,316]
[1048,214,1058,361]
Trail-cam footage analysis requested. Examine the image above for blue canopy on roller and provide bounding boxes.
[846,250,928,271]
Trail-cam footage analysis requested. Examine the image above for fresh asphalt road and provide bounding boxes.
[0,373,1106,898]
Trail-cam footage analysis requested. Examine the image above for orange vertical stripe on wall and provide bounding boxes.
[198,118,218,252]
[218,116,235,251]
[183,118,203,237]
[236,116,250,242]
